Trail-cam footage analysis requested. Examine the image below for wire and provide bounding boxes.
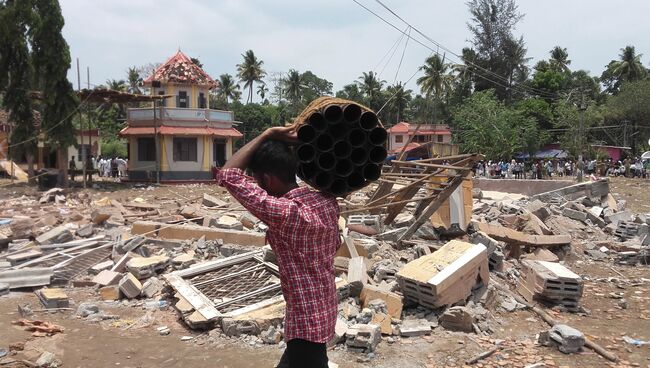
[372,28,405,73]
[377,26,407,79]
[371,0,560,99]
[393,26,411,85]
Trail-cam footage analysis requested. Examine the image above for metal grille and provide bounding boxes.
[186,258,282,314]
[53,245,111,281]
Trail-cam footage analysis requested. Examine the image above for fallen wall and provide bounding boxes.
[473,178,574,196]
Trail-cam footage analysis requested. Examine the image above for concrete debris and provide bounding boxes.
[126,255,170,279]
[360,285,403,319]
[439,306,475,333]
[202,193,227,208]
[348,215,382,235]
[539,324,585,354]
[37,288,69,309]
[518,260,583,311]
[35,351,59,368]
[397,240,489,308]
[76,303,99,318]
[261,325,283,344]
[399,319,432,337]
[346,324,381,352]
[142,277,164,298]
[35,225,73,245]
[118,273,142,299]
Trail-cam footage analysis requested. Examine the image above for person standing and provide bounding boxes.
[69,156,77,182]
[216,126,339,368]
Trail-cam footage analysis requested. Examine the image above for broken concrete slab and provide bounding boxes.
[360,285,403,319]
[142,277,164,298]
[562,208,588,223]
[37,288,69,309]
[126,255,170,279]
[475,222,571,248]
[605,211,634,227]
[132,221,266,246]
[202,193,227,208]
[76,224,94,238]
[89,260,114,275]
[400,319,432,337]
[35,225,73,245]
[91,208,112,225]
[439,306,474,333]
[212,215,244,231]
[522,248,560,263]
[7,250,43,266]
[532,179,609,203]
[518,260,583,310]
[91,270,122,287]
[118,273,142,299]
[397,240,489,308]
[525,200,551,221]
[346,324,381,353]
[0,268,53,289]
[539,324,585,354]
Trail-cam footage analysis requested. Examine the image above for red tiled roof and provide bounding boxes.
[416,130,452,135]
[144,50,217,89]
[119,126,242,138]
[389,142,421,154]
[387,122,410,133]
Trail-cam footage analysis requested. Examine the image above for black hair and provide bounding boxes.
[248,140,297,184]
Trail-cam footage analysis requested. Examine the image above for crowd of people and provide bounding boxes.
[474,157,650,180]
[68,155,128,182]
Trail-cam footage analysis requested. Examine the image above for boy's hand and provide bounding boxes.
[264,126,298,144]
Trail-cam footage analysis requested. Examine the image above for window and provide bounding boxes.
[173,137,197,161]
[137,137,156,161]
[77,144,91,161]
[177,91,188,108]
[198,92,206,108]
[437,135,444,143]
[395,135,404,143]
[158,90,166,107]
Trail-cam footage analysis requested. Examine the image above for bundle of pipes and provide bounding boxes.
[293,97,388,197]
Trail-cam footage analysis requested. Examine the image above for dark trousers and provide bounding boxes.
[276,339,328,368]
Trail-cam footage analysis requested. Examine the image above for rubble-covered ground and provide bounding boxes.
[1,177,649,368]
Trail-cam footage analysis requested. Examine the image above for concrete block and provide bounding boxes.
[605,211,633,227]
[202,193,227,207]
[7,250,43,266]
[541,324,585,354]
[347,257,367,297]
[89,260,114,275]
[142,277,164,298]
[400,319,432,337]
[346,324,381,352]
[37,288,69,309]
[439,306,474,332]
[111,253,133,273]
[348,215,382,235]
[562,208,588,223]
[156,223,266,246]
[99,285,121,301]
[475,222,571,247]
[119,273,142,299]
[360,285,403,319]
[518,260,582,309]
[35,225,73,245]
[172,252,196,269]
[126,255,170,279]
[77,224,94,238]
[0,268,53,289]
[212,215,244,231]
[91,208,112,224]
[92,270,123,286]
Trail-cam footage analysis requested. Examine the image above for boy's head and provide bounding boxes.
[249,140,297,197]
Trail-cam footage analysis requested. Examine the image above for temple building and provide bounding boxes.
[120,50,242,181]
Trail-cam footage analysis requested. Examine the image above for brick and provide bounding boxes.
[91,270,123,286]
[99,285,121,300]
[360,285,402,319]
[119,273,142,299]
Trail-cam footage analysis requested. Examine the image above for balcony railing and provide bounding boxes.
[127,107,234,123]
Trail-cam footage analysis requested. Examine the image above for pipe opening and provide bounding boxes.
[343,104,362,123]
[368,127,388,145]
[347,172,366,189]
[363,164,382,181]
[323,104,343,123]
[297,124,317,143]
[308,112,327,131]
[299,161,318,179]
[369,145,388,164]
[333,141,352,158]
[359,111,379,130]
[335,160,354,177]
[329,123,348,139]
[316,134,334,152]
[314,171,333,189]
[348,129,366,147]
[317,152,336,171]
[296,144,316,163]
[330,179,349,197]
[350,147,368,166]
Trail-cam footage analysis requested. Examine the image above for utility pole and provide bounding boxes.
[86,66,91,186]
[77,58,85,188]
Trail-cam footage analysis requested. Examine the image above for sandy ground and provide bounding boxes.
[0,177,649,367]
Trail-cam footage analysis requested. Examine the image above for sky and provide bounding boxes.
[60,0,650,99]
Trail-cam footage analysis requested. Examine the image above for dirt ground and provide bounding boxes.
[1,177,649,368]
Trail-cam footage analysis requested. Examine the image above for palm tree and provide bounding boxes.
[106,79,127,91]
[356,71,384,102]
[236,50,266,104]
[283,69,304,104]
[416,54,453,122]
[549,46,571,73]
[611,46,647,83]
[257,83,269,101]
[216,74,241,107]
[126,67,142,94]
[385,83,412,124]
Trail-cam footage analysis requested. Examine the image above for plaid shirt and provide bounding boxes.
[216,168,340,343]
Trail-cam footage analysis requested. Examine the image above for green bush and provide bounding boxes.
[101,139,128,158]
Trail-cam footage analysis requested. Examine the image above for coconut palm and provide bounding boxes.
[549,46,571,73]
[283,69,304,104]
[126,67,142,94]
[236,50,266,104]
[356,71,384,101]
[611,46,647,83]
[385,83,412,124]
[216,74,241,106]
[417,54,454,123]
[105,79,127,91]
[257,83,269,101]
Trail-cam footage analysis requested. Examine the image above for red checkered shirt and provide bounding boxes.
[216,168,340,343]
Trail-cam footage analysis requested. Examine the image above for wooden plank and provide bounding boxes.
[164,274,219,321]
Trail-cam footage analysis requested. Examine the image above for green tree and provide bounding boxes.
[416,54,453,123]
[214,73,241,108]
[126,66,141,94]
[230,102,275,145]
[607,80,650,153]
[549,46,571,73]
[106,79,127,91]
[554,100,604,158]
[466,0,530,101]
[384,83,412,124]
[256,83,268,102]
[601,46,648,94]
[453,90,543,159]
[356,71,385,111]
[31,0,79,184]
[336,84,364,103]
[236,50,265,104]
[300,71,333,105]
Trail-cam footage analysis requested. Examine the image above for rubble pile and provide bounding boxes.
[0,176,649,365]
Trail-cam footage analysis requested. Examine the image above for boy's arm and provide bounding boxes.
[222,126,297,170]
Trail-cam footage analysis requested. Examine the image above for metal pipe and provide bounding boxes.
[343,104,362,123]
[368,127,388,145]
[350,147,368,166]
[297,144,316,163]
[359,111,379,130]
[369,145,388,164]
[363,164,382,181]
[297,124,317,143]
[348,129,366,147]
[314,171,334,189]
[316,134,334,152]
[308,112,327,131]
[329,122,348,139]
[347,172,365,189]
[299,161,318,179]
[333,140,352,158]
[317,152,336,171]
[323,104,343,123]
[329,179,349,197]
[335,159,354,177]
